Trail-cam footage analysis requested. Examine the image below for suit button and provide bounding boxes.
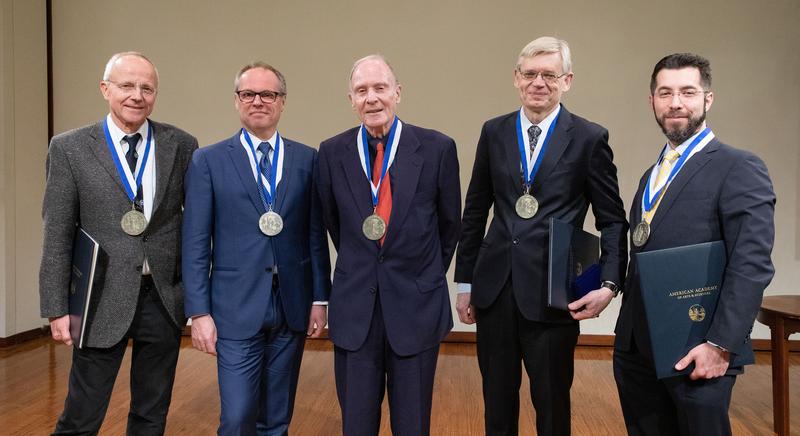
[369,287,376,294]
[378,256,384,263]
[512,238,519,245]
[142,236,148,242]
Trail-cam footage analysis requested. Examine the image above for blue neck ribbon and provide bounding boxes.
[102,118,153,202]
[242,129,281,210]
[516,108,560,191]
[361,116,399,208]
[642,127,711,213]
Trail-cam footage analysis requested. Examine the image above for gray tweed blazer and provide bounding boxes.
[39,119,198,348]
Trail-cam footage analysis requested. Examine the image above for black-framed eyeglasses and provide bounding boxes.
[236,90,286,103]
[516,69,568,83]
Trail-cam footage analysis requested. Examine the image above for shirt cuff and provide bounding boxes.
[456,283,472,293]
[706,340,728,352]
[312,301,328,306]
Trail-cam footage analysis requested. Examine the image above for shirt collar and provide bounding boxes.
[519,104,561,136]
[105,114,149,149]
[243,129,278,148]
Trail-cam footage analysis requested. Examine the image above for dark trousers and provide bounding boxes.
[53,276,181,436]
[614,342,736,436]
[334,296,440,436]
[475,279,579,436]
[216,286,305,436]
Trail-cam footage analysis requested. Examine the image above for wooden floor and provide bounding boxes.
[1,337,798,435]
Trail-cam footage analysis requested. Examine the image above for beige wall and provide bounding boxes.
[0,0,48,338]
[2,0,794,338]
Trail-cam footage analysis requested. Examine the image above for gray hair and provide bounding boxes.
[102,52,159,83]
[234,62,287,95]
[348,54,399,91]
[516,36,572,74]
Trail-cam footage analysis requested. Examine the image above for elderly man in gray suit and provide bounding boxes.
[39,52,198,435]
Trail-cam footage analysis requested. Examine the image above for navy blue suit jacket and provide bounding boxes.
[316,122,461,356]
[455,106,628,323]
[182,133,331,340]
[615,138,775,362]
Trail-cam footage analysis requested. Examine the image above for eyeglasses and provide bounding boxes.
[655,89,708,100]
[106,80,157,96]
[517,69,568,84]
[236,90,286,103]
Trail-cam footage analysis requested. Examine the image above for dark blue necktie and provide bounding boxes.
[257,141,273,206]
[124,133,143,212]
[258,141,272,181]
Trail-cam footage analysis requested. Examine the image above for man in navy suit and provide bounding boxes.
[454,36,628,435]
[183,62,331,435]
[614,53,775,435]
[316,55,461,436]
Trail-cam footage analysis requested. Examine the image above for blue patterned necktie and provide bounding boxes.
[258,141,273,189]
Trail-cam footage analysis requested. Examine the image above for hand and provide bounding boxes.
[456,293,476,325]
[568,287,614,320]
[307,305,327,338]
[675,342,730,380]
[49,315,73,346]
[191,314,217,355]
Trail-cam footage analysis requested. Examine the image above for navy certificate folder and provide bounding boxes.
[69,228,102,349]
[547,217,601,310]
[637,240,754,379]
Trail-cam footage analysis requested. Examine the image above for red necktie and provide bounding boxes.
[372,142,392,246]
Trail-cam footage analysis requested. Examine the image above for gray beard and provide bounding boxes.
[656,106,707,145]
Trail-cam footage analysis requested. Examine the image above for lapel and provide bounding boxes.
[226,132,268,216]
[274,138,295,214]
[381,125,423,253]
[648,138,720,234]
[151,120,178,216]
[530,106,572,194]
[341,131,375,221]
[501,113,524,195]
[86,121,130,198]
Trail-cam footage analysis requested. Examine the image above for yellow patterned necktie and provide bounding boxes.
[642,149,681,224]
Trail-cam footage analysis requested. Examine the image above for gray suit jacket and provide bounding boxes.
[40,119,198,348]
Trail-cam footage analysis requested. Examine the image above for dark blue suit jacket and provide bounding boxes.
[316,122,461,356]
[182,133,331,340]
[615,138,775,363]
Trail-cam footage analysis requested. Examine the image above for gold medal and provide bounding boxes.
[362,214,386,241]
[121,209,147,236]
[515,194,539,219]
[632,221,650,247]
[259,211,283,236]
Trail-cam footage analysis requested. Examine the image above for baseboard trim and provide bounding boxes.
[0,326,51,348]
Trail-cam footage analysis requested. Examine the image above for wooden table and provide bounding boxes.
[757,295,800,436]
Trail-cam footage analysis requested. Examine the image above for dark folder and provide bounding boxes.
[547,218,602,310]
[68,228,102,349]
[637,241,754,379]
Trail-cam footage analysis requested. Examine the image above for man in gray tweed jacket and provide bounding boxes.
[39,52,197,435]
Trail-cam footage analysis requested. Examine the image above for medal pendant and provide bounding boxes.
[632,221,650,247]
[121,209,147,236]
[259,211,283,236]
[515,194,539,219]
[362,214,386,240]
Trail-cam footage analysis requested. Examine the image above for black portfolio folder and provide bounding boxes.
[547,218,601,310]
[68,228,101,349]
[637,241,754,379]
